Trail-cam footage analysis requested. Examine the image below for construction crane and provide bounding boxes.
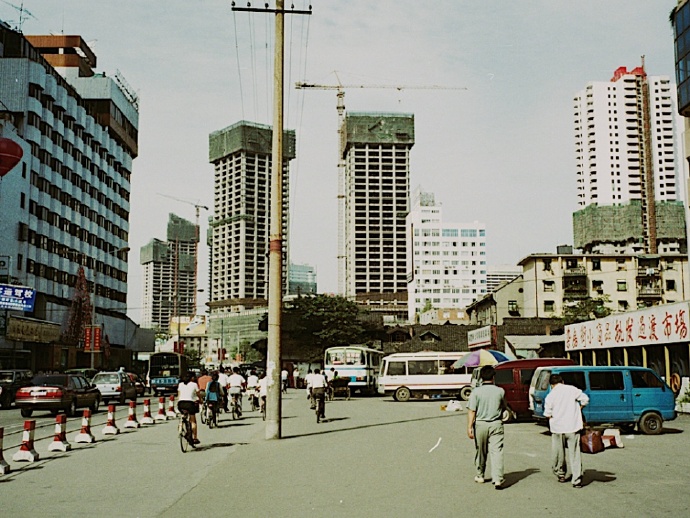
[157,193,209,320]
[295,77,467,294]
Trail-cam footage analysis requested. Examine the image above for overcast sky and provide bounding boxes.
[0,1,680,322]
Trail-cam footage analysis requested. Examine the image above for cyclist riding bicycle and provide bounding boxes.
[311,368,327,422]
[228,367,246,418]
[205,372,222,420]
[258,371,268,413]
[197,369,212,403]
[246,369,260,410]
[218,367,230,412]
[177,373,201,444]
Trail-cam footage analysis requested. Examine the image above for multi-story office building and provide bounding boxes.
[518,252,689,318]
[140,214,199,332]
[341,112,413,310]
[206,121,295,360]
[486,264,522,293]
[0,27,138,366]
[572,64,686,254]
[406,188,487,322]
[288,262,317,295]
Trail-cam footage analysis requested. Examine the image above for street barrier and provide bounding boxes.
[102,405,120,435]
[155,397,168,421]
[74,409,96,443]
[140,399,155,425]
[48,413,71,452]
[12,420,39,462]
[0,428,10,475]
[124,401,140,429]
[166,395,177,418]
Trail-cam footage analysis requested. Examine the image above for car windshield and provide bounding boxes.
[0,372,14,383]
[93,373,119,384]
[32,375,68,387]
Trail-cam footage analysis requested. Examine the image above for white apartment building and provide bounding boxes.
[406,188,487,322]
[0,29,138,362]
[572,65,686,255]
[140,214,199,331]
[342,112,413,306]
[486,264,522,293]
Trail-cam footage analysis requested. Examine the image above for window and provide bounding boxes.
[631,370,664,388]
[592,280,603,292]
[589,371,624,391]
[543,280,555,292]
[560,371,587,390]
[494,370,513,385]
[544,300,555,312]
[408,360,438,375]
[592,259,601,271]
[666,279,676,291]
[618,300,629,311]
[617,280,627,291]
[520,369,536,386]
[508,300,519,314]
[386,361,406,376]
[543,259,552,271]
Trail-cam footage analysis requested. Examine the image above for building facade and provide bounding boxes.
[486,264,522,293]
[518,252,690,318]
[0,27,139,367]
[406,188,487,322]
[573,64,686,254]
[341,112,414,307]
[288,262,317,295]
[140,214,199,331]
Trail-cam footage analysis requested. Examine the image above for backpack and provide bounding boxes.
[206,380,220,402]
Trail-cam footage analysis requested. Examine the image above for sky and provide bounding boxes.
[0,0,681,323]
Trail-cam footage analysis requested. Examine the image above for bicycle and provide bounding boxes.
[206,400,218,429]
[248,389,259,412]
[313,387,326,424]
[260,396,266,421]
[199,399,208,425]
[230,390,243,420]
[178,410,196,452]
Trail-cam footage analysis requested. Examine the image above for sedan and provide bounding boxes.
[92,371,137,405]
[15,374,101,417]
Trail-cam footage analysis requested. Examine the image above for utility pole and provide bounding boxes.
[232,0,311,440]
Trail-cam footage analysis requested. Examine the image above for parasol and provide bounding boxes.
[451,349,511,369]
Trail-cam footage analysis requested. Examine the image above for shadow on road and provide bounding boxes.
[502,468,540,488]
[583,469,616,485]
[193,441,246,452]
[284,413,458,439]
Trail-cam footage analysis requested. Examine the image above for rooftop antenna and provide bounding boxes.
[1,1,37,32]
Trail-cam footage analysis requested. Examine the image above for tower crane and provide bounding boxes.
[157,193,209,321]
[295,77,467,294]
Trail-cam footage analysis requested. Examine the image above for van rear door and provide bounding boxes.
[586,369,632,423]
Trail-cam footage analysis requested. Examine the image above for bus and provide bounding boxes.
[377,351,472,402]
[148,352,189,396]
[324,345,384,395]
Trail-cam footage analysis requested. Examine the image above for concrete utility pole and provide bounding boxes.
[231,0,311,440]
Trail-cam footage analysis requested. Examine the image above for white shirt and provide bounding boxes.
[293,369,300,379]
[178,381,199,402]
[544,383,590,434]
[259,376,268,397]
[281,369,288,380]
[246,374,259,388]
[228,373,245,388]
[311,374,327,389]
[325,369,335,381]
[217,372,229,388]
[305,372,314,389]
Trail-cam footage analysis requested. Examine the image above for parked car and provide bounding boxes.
[488,358,575,422]
[127,372,146,397]
[0,369,34,409]
[14,374,101,417]
[92,371,137,405]
[531,365,677,435]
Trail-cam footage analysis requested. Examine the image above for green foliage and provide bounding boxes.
[563,296,612,324]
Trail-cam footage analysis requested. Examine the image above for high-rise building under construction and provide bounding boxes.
[341,112,414,307]
[572,65,686,254]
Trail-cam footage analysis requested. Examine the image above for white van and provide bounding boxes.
[377,351,472,401]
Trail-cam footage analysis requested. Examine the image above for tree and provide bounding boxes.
[61,266,93,346]
[563,296,612,324]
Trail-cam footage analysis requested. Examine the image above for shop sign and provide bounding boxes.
[565,301,690,351]
[6,315,61,343]
[0,284,36,311]
[468,325,495,349]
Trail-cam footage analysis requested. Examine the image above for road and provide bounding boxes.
[1,391,690,517]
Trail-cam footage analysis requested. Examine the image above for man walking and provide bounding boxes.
[543,374,589,488]
[467,365,506,489]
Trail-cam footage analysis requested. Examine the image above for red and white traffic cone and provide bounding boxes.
[140,399,155,425]
[155,397,167,421]
[0,428,10,475]
[12,420,40,462]
[166,395,177,418]
[74,409,96,443]
[102,405,120,435]
[124,400,140,429]
[48,413,71,452]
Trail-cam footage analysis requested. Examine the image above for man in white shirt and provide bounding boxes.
[258,372,268,413]
[281,368,288,393]
[305,369,315,409]
[246,370,260,410]
[228,367,246,417]
[292,367,300,388]
[543,374,590,488]
[218,367,230,412]
[311,368,327,421]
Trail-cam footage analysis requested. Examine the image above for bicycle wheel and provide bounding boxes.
[179,419,189,453]
[261,403,266,421]
[207,407,215,429]
[200,404,207,424]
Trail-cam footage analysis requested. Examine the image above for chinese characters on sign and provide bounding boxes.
[0,284,36,311]
[84,326,102,352]
[565,301,690,351]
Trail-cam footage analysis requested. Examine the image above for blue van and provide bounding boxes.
[531,366,676,435]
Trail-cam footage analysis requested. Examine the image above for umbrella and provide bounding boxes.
[452,349,511,369]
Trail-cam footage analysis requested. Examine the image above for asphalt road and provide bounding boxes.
[1,392,689,517]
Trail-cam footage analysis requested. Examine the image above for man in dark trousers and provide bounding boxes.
[467,365,506,489]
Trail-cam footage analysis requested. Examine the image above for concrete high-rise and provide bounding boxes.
[0,27,138,366]
[573,64,686,255]
[406,188,487,322]
[341,112,414,309]
[140,214,199,331]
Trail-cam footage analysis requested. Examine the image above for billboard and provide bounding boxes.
[0,284,36,311]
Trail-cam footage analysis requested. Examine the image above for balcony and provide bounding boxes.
[637,287,662,299]
[637,267,660,278]
[564,266,587,277]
